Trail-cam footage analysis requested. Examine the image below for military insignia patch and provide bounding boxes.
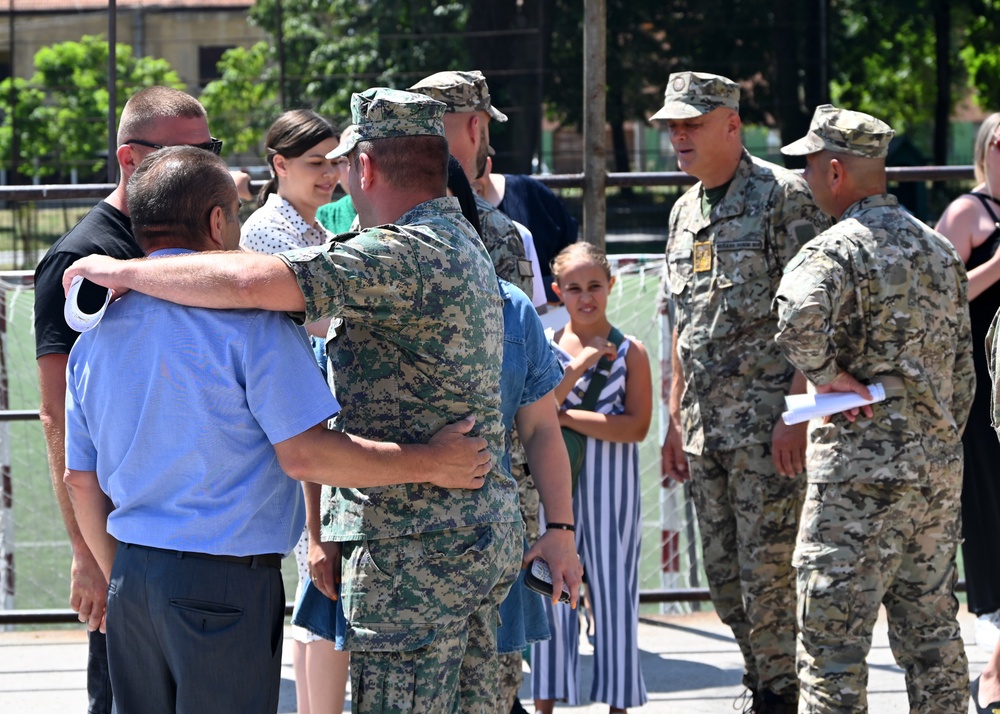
[693,241,712,272]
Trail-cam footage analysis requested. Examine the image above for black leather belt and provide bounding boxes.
[124,543,282,569]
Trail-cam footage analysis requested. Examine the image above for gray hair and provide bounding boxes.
[127,146,236,252]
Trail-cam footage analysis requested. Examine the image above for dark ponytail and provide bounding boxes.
[257,109,335,208]
[446,154,482,237]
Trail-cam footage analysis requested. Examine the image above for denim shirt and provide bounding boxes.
[498,278,564,470]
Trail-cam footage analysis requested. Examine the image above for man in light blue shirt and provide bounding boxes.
[62,146,492,714]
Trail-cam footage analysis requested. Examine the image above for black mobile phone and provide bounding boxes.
[524,558,572,604]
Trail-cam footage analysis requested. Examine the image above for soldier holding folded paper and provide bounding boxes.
[774,104,974,714]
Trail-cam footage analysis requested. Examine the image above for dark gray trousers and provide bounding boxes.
[106,543,285,714]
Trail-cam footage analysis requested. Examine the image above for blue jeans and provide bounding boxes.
[497,539,551,653]
[291,576,347,649]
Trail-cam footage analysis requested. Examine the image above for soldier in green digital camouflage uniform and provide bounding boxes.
[62,88,524,714]
[411,71,542,711]
[655,71,831,713]
[410,70,535,301]
[775,105,972,714]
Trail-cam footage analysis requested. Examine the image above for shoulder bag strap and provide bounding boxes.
[578,326,625,412]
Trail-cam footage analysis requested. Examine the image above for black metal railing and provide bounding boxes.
[0,164,976,623]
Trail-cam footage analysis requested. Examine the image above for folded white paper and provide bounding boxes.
[64,275,111,333]
[782,382,887,425]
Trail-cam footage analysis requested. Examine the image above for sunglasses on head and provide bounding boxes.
[124,137,224,156]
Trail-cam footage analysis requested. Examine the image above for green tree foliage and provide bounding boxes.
[171,0,1000,177]
[828,0,939,146]
[959,0,1000,111]
[0,35,182,180]
[199,42,277,157]
[542,0,674,171]
[243,0,470,117]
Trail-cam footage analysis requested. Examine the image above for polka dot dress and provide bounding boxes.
[240,192,333,254]
[241,191,333,646]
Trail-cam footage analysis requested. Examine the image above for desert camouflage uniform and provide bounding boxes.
[476,194,534,299]
[286,87,522,714]
[410,70,535,300]
[775,193,973,713]
[666,147,829,699]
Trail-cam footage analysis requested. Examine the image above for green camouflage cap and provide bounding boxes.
[408,70,508,122]
[326,87,447,159]
[781,104,894,159]
[650,71,740,121]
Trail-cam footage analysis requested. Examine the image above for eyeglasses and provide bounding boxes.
[123,137,224,156]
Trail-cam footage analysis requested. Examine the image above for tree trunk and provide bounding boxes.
[804,0,830,111]
[771,0,810,168]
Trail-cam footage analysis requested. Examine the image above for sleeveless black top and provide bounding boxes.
[966,192,1000,339]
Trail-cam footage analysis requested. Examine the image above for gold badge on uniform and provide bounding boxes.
[693,241,712,272]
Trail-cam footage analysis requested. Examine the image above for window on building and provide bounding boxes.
[198,46,232,86]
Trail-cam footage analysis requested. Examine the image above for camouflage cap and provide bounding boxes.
[649,72,740,121]
[408,70,508,122]
[326,88,447,159]
[781,104,894,159]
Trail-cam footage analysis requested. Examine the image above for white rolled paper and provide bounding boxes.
[782,382,887,425]
[64,274,112,333]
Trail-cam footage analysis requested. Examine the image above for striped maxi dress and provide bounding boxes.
[530,337,648,709]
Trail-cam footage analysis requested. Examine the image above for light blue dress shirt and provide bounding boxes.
[65,249,340,557]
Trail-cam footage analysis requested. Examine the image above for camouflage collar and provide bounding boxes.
[838,193,898,222]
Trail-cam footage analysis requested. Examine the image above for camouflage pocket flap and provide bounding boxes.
[346,623,437,652]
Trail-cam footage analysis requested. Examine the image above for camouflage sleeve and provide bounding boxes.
[773,243,849,386]
[479,201,534,300]
[988,308,1000,435]
[664,199,684,295]
[768,176,832,269]
[952,282,975,432]
[277,229,421,324]
[656,261,671,315]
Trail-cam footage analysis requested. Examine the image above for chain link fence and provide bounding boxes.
[0,166,976,624]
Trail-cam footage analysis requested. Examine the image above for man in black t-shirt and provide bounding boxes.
[33,86,224,714]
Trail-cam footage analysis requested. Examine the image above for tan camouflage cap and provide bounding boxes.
[650,72,740,121]
[781,104,894,159]
[408,70,508,122]
[326,87,447,159]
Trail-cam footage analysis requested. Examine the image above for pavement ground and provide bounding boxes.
[0,606,989,713]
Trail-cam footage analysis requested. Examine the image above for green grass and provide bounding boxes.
[3,265,689,620]
[0,204,94,270]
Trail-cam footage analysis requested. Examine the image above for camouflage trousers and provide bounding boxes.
[495,651,523,713]
[794,467,968,714]
[495,437,540,713]
[687,443,804,698]
[341,520,522,714]
[510,431,540,543]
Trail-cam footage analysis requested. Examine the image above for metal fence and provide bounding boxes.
[0,165,977,625]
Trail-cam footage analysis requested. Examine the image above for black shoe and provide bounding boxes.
[510,699,530,714]
[972,675,1000,714]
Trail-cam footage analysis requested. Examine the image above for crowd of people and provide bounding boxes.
[29,66,1000,714]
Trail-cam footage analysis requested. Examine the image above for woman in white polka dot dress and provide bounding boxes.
[240,109,349,714]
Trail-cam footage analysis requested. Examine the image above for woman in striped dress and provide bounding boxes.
[532,243,653,713]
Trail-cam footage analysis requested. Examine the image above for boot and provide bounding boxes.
[759,688,797,714]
